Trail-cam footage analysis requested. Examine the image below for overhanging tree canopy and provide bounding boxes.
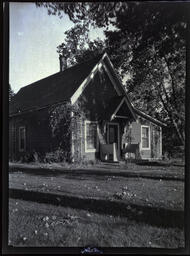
[36,2,187,150]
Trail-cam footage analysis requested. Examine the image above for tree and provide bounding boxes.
[37,2,187,151]
[9,84,15,102]
[57,23,105,66]
[49,101,85,162]
[120,3,186,146]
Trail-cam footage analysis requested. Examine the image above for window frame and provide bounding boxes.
[18,126,26,152]
[141,125,150,150]
[84,121,98,153]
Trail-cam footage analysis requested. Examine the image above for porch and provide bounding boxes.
[98,96,140,162]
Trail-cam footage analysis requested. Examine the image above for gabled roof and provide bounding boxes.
[9,52,166,127]
[10,52,136,120]
[111,96,136,120]
[134,108,167,127]
[103,96,136,121]
[9,54,103,115]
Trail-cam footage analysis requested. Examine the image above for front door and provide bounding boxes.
[107,123,120,161]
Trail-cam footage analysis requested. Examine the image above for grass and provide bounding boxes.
[9,199,184,248]
[8,162,185,247]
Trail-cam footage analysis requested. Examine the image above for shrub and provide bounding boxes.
[44,149,71,163]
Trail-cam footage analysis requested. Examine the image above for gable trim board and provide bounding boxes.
[100,61,122,96]
[71,62,103,105]
[111,96,136,121]
[134,108,166,127]
[70,54,121,104]
[103,53,137,120]
[70,53,136,122]
[115,115,129,119]
[102,53,137,120]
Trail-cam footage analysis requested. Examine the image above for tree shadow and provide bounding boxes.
[136,161,184,167]
[9,166,184,182]
[9,188,184,229]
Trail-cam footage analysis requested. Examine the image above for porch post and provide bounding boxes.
[113,142,118,162]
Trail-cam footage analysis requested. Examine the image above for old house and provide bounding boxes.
[9,52,166,162]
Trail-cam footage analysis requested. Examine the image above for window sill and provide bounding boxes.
[141,147,150,150]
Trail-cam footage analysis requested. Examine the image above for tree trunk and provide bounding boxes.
[159,93,185,146]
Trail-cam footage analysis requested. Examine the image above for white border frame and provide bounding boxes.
[84,120,98,153]
[107,122,120,150]
[141,125,150,150]
[18,126,26,152]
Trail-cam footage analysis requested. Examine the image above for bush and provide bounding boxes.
[44,149,71,163]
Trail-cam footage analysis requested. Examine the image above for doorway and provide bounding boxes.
[107,122,120,160]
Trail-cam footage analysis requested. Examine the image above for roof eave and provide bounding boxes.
[134,108,167,127]
[102,53,137,121]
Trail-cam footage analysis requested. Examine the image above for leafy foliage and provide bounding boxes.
[57,23,105,67]
[9,84,15,102]
[37,2,187,153]
[48,102,85,161]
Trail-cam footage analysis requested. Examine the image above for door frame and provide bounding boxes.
[107,122,120,153]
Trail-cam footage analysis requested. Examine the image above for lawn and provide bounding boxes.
[8,162,185,248]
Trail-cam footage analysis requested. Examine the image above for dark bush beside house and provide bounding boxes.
[9,53,166,163]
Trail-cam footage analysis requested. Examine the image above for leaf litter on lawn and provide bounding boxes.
[41,213,81,229]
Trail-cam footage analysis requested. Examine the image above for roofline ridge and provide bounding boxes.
[62,52,104,72]
[16,53,104,94]
[17,71,61,93]
[134,107,167,126]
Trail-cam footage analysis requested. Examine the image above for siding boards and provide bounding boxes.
[9,108,58,161]
[131,122,141,144]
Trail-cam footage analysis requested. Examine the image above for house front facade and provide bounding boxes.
[9,53,165,163]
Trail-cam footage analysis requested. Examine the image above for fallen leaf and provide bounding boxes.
[43,216,49,221]
[45,222,49,228]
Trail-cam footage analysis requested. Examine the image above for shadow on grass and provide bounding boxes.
[136,161,184,167]
[9,188,184,229]
[9,166,184,182]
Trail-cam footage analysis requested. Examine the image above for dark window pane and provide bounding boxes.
[86,123,97,149]
[19,127,25,151]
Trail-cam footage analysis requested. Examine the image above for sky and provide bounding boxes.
[9,2,105,93]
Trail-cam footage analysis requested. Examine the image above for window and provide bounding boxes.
[85,121,98,152]
[19,126,26,152]
[141,126,150,149]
